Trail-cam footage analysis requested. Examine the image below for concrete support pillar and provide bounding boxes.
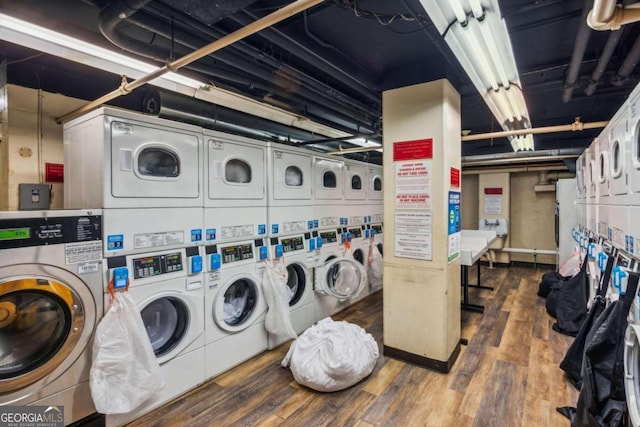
[382,80,461,372]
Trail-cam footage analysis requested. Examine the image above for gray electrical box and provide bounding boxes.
[19,184,51,210]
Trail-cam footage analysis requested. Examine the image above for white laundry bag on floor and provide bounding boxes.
[367,243,383,290]
[90,291,165,414]
[262,258,297,339]
[281,317,379,392]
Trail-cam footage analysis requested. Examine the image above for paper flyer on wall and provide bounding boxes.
[394,161,431,210]
[394,211,432,260]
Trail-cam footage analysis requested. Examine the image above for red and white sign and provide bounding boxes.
[450,167,460,189]
[45,163,64,183]
[395,161,431,209]
[484,187,503,195]
[393,138,433,161]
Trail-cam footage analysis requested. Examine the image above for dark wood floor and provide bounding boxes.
[129,266,578,426]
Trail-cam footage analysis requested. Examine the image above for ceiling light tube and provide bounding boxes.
[475,22,511,89]
[457,25,500,91]
[468,0,484,19]
[448,0,468,23]
[504,87,523,120]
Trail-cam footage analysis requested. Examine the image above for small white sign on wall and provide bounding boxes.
[484,194,503,215]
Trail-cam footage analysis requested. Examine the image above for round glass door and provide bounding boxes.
[353,248,365,265]
[216,279,258,332]
[625,324,640,426]
[286,263,307,306]
[0,278,84,393]
[317,258,366,300]
[140,297,188,357]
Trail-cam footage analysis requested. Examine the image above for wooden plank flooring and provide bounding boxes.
[129,266,578,426]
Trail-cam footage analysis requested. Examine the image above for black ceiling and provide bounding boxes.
[1,0,639,165]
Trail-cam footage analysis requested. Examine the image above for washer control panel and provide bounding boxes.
[221,243,254,264]
[133,252,183,279]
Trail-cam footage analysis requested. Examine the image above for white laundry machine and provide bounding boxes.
[367,164,384,259]
[313,154,346,231]
[596,130,611,206]
[63,107,203,209]
[345,225,371,302]
[103,245,205,427]
[624,265,640,427]
[0,210,103,426]
[608,106,629,206]
[64,107,205,257]
[203,130,267,244]
[628,82,640,207]
[586,143,598,206]
[266,234,318,349]
[313,228,368,321]
[203,239,269,380]
[629,206,640,258]
[343,158,369,227]
[598,204,610,241]
[267,142,315,237]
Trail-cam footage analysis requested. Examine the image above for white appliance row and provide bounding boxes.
[63,107,383,258]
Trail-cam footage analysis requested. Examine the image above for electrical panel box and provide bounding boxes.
[18,184,51,210]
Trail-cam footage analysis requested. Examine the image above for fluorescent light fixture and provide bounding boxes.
[0,12,354,141]
[418,0,535,152]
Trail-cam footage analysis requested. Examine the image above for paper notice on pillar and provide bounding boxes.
[395,161,431,209]
[394,211,432,260]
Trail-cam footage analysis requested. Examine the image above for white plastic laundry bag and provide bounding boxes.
[281,317,379,392]
[367,243,383,290]
[262,258,297,339]
[90,292,165,414]
[558,247,582,277]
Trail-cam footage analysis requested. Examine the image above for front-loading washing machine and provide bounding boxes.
[203,130,267,244]
[628,82,640,207]
[313,228,368,321]
[623,264,640,427]
[344,225,371,303]
[267,142,315,237]
[203,239,269,380]
[343,159,369,228]
[313,154,346,231]
[0,210,103,426]
[586,143,598,207]
[266,234,318,349]
[64,107,205,257]
[103,246,205,427]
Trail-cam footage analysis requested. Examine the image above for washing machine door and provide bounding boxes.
[285,262,309,307]
[626,324,640,426]
[140,293,200,364]
[214,277,262,332]
[0,275,93,396]
[315,257,367,300]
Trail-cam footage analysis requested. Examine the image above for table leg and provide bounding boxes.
[461,264,484,313]
[468,262,494,291]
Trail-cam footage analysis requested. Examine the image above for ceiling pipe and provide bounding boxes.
[55,0,325,124]
[102,8,376,131]
[297,132,380,146]
[97,0,160,59]
[228,10,381,104]
[461,118,608,141]
[585,28,622,95]
[612,33,640,85]
[137,3,377,117]
[587,0,640,30]
[563,0,594,103]
[462,164,570,174]
[327,146,381,155]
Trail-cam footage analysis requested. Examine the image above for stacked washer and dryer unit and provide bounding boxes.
[64,108,206,426]
[201,130,270,379]
[574,82,640,427]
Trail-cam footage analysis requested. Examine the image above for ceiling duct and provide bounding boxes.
[143,88,321,143]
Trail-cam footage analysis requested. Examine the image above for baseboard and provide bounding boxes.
[383,342,461,374]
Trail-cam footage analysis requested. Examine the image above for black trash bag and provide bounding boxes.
[546,254,588,319]
[557,273,639,427]
[538,271,571,298]
[559,255,615,389]
[551,254,591,336]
